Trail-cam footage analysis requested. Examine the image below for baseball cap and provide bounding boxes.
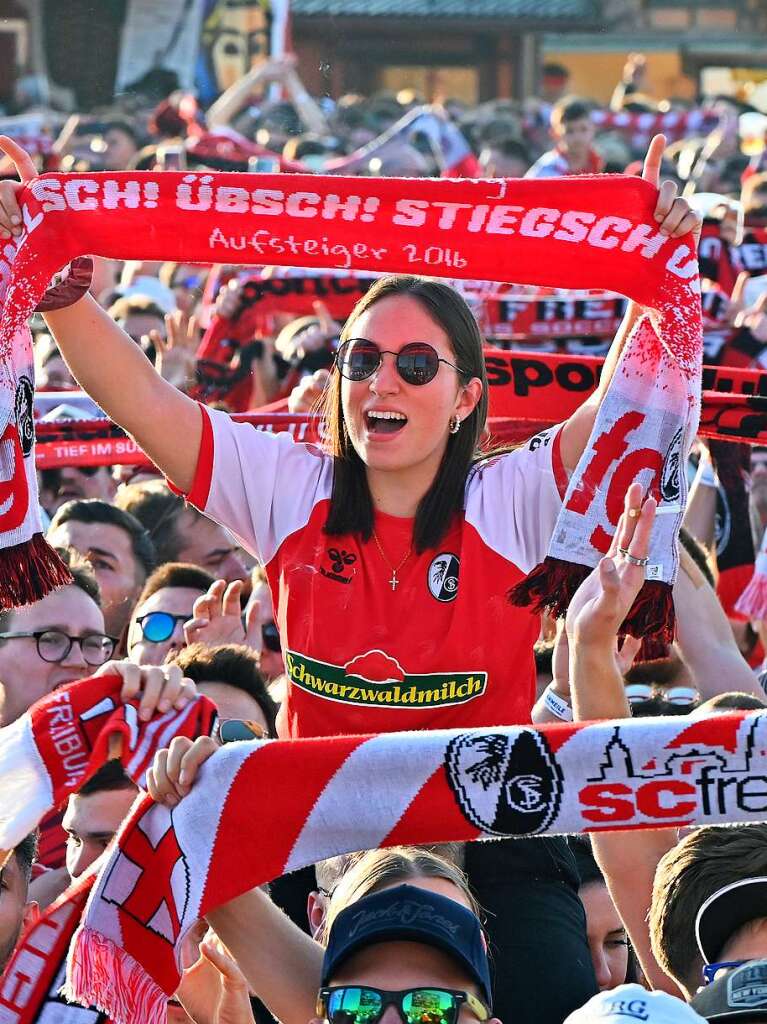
[691,959,767,1020]
[565,985,706,1023]
[696,879,767,964]
[321,884,492,1008]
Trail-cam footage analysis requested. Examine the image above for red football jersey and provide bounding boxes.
[182,407,566,738]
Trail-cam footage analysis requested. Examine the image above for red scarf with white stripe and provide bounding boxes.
[66,710,767,1024]
[2,172,698,611]
[0,674,216,1023]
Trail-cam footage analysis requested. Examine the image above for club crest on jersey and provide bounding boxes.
[428,553,459,602]
[445,730,563,836]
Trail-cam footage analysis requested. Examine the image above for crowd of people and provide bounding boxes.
[2,43,767,1024]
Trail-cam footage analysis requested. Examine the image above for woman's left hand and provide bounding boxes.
[565,482,657,647]
[643,134,702,244]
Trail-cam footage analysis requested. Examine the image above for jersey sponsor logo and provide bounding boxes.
[285,647,487,709]
[428,553,459,602]
[320,547,357,584]
[445,730,563,836]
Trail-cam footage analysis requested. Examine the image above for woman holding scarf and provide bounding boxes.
[0,136,699,1024]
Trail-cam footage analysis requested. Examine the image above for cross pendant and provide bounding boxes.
[389,572,399,591]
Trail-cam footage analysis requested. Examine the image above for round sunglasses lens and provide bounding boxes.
[402,991,457,1024]
[339,341,380,381]
[397,345,439,385]
[141,612,177,643]
[328,988,382,1024]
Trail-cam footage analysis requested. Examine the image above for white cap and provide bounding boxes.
[565,985,707,1024]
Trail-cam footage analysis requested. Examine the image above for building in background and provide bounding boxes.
[0,0,765,111]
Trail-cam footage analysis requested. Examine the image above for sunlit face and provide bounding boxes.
[340,295,481,485]
[580,881,629,991]
[0,586,106,726]
[557,117,595,156]
[63,786,138,881]
[0,853,34,973]
[176,509,248,583]
[127,585,206,666]
[48,520,145,637]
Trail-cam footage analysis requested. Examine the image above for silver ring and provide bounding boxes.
[618,546,649,567]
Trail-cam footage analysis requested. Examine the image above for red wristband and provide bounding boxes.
[35,256,93,312]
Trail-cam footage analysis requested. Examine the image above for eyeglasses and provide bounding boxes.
[134,611,191,644]
[0,629,117,666]
[262,621,281,653]
[335,339,468,387]
[702,960,745,985]
[317,987,490,1024]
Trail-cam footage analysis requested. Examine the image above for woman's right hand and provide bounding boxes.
[146,735,219,808]
[0,136,37,238]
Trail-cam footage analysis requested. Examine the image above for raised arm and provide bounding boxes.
[147,735,323,1024]
[559,136,702,472]
[0,137,202,493]
[565,484,684,996]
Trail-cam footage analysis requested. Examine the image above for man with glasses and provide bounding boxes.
[649,826,767,1001]
[127,563,215,666]
[312,885,498,1024]
[0,550,113,727]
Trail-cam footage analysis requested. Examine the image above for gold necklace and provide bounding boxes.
[372,530,411,592]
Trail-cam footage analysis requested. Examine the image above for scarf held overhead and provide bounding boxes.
[3,171,700,607]
[68,710,767,1024]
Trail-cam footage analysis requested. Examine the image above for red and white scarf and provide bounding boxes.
[2,171,699,607]
[0,672,217,858]
[66,709,767,1024]
[0,674,216,1023]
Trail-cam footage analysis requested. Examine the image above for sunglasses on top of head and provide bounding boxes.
[335,339,469,387]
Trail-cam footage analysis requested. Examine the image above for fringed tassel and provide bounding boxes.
[510,559,675,645]
[508,556,591,618]
[717,564,755,622]
[0,533,72,609]
[636,637,670,663]
[735,570,767,622]
[65,924,167,1024]
[622,580,675,645]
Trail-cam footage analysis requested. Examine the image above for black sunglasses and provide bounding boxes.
[336,339,468,387]
[262,621,281,653]
[317,987,489,1024]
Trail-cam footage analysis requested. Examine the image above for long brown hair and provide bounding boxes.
[319,845,479,944]
[322,275,488,552]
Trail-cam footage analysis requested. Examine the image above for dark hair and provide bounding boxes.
[0,546,100,635]
[650,823,767,996]
[13,832,37,885]
[102,119,141,148]
[169,642,277,736]
[569,835,603,887]
[678,527,715,587]
[695,691,767,712]
[115,483,188,565]
[50,499,156,582]
[542,62,569,80]
[133,562,215,612]
[552,98,593,127]
[490,137,531,163]
[78,759,137,796]
[322,275,488,552]
[107,296,166,324]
